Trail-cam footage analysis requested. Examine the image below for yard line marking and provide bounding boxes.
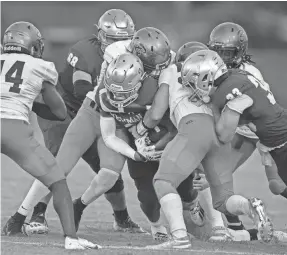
[0,240,279,255]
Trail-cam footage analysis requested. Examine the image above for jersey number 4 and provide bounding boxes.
[1,60,25,93]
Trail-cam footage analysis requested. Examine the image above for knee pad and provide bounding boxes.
[269,180,286,195]
[153,179,177,200]
[105,174,124,194]
[91,168,119,194]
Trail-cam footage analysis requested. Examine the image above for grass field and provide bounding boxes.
[1,49,287,255]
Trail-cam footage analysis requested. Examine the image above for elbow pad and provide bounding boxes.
[73,80,94,101]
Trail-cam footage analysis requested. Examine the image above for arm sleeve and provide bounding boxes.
[100,114,136,160]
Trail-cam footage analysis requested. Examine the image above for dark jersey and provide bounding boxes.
[58,36,104,111]
[212,69,287,147]
[95,75,159,128]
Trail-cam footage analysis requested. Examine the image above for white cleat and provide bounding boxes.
[146,235,191,250]
[183,200,205,227]
[65,236,101,250]
[271,231,287,243]
[208,226,233,242]
[22,222,49,236]
[249,197,274,243]
[151,225,169,241]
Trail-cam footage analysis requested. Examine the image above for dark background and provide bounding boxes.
[2,1,287,106]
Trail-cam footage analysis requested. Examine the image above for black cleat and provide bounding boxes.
[113,215,147,233]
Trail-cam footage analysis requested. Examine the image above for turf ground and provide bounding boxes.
[1,49,287,255]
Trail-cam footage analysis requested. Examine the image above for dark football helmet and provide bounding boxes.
[208,22,248,68]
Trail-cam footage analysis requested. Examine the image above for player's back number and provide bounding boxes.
[67,52,78,67]
[1,60,25,93]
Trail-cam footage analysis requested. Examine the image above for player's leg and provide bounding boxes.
[0,119,79,242]
[20,115,72,232]
[177,171,206,227]
[270,143,287,198]
[203,142,274,243]
[127,159,167,239]
[74,129,130,231]
[82,141,143,233]
[148,114,214,249]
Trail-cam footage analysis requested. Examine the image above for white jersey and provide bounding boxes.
[1,53,58,123]
[236,63,269,139]
[159,64,212,128]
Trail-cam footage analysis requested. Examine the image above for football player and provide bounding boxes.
[140,49,274,249]
[207,22,287,231]
[1,21,99,250]
[6,9,142,235]
[100,27,206,237]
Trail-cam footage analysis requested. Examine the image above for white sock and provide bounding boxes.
[17,179,50,216]
[160,193,187,239]
[226,195,251,216]
[199,188,225,228]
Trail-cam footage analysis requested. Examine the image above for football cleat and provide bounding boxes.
[227,221,245,231]
[65,236,101,250]
[146,235,191,250]
[248,197,274,243]
[151,225,169,241]
[183,200,205,227]
[273,230,287,243]
[2,216,25,236]
[113,216,147,233]
[208,226,233,242]
[25,212,49,235]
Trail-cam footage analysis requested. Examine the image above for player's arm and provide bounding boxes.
[73,69,93,101]
[40,81,67,120]
[215,93,254,143]
[130,84,169,139]
[100,111,146,161]
[153,122,177,150]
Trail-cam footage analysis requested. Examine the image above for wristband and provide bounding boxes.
[136,119,150,136]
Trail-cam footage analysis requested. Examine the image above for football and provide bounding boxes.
[148,125,169,143]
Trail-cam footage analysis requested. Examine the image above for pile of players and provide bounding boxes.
[1,8,287,250]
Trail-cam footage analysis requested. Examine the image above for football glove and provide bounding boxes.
[137,145,163,161]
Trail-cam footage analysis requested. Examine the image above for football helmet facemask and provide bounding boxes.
[96,9,135,52]
[181,50,227,103]
[208,22,248,68]
[104,52,145,108]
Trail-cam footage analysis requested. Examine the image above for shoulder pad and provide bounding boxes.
[241,63,264,82]
[38,60,58,85]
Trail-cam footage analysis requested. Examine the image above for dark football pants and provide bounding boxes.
[270,143,287,186]
[127,156,197,223]
[37,98,124,194]
[1,119,65,187]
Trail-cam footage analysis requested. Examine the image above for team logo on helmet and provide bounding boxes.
[133,43,146,56]
[238,30,245,43]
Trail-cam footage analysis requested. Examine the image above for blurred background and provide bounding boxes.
[1,1,287,104]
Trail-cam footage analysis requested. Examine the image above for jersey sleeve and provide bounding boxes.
[38,60,58,86]
[212,75,248,111]
[158,65,175,86]
[68,40,98,74]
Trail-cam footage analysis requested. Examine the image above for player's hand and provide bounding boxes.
[138,145,163,161]
[128,120,149,139]
[135,134,151,151]
[193,173,209,191]
[134,151,147,162]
